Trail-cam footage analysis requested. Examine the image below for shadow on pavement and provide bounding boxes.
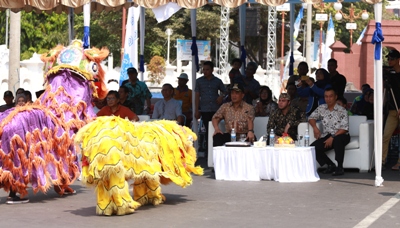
[65,206,97,217]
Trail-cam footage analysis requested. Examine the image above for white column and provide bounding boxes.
[374,2,383,187]
[9,11,21,92]
[306,3,312,67]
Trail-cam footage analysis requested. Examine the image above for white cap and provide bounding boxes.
[177,73,189,80]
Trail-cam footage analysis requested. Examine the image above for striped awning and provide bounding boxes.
[0,0,379,13]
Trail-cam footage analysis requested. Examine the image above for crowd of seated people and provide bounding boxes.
[0,88,36,112]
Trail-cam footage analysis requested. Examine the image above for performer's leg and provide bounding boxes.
[133,177,164,206]
[6,189,29,204]
[96,173,139,216]
[9,190,16,197]
[54,184,76,196]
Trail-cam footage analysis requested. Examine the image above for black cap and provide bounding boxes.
[127,67,137,74]
[387,49,400,59]
[231,83,244,92]
[4,90,13,98]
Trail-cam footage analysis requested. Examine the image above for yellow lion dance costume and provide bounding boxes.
[74,116,203,216]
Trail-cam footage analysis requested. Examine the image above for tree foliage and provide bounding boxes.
[0,11,69,60]
[147,55,166,84]
[74,11,122,66]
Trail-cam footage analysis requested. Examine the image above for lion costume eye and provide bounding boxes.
[87,62,99,75]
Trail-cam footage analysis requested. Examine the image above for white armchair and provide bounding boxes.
[137,115,150,122]
[298,116,374,172]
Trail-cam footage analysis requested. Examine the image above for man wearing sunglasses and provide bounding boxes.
[382,49,400,170]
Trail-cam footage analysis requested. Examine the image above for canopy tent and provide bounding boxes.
[0,0,365,12]
[0,0,287,12]
[1,0,384,186]
[0,1,134,13]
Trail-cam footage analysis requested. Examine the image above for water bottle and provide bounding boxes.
[269,129,275,147]
[231,128,236,142]
[304,129,310,147]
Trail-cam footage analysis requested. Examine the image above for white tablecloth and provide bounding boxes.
[213,146,320,182]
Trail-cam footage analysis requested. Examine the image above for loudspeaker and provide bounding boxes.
[246,8,260,37]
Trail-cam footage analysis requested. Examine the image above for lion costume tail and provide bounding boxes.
[74,116,203,216]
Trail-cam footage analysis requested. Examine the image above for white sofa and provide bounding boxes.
[207,117,269,167]
[297,116,374,172]
[137,115,150,122]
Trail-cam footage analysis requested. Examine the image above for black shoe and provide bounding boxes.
[323,164,336,174]
[6,196,29,204]
[332,167,344,176]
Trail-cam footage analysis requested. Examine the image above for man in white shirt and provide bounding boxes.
[308,87,350,176]
[152,83,184,125]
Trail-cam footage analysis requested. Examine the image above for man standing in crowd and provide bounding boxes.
[327,58,347,98]
[174,73,192,127]
[243,62,260,105]
[309,88,350,176]
[382,49,400,170]
[153,83,184,125]
[0,90,14,112]
[122,67,152,115]
[212,83,255,145]
[288,61,309,85]
[118,85,133,111]
[267,93,306,142]
[195,61,227,159]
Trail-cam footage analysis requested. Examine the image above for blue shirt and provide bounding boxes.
[152,98,182,120]
[195,75,227,112]
[244,77,260,104]
[123,80,152,115]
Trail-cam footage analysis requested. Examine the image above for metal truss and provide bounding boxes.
[219,6,230,77]
[267,6,277,71]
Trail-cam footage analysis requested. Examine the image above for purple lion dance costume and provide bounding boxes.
[0,40,109,197]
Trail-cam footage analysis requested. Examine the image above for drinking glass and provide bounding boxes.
[297,135,303,147]
[239,134,247,142]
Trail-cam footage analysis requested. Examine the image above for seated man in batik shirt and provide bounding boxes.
[266,93,306,143]
[212,83,256,145]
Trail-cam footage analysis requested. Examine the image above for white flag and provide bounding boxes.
[293,6,304,40]
[152,2,182,23]
[120,6,140,84]
[356,27,367,45]
[83,3,90,49]
[322,14,335,70]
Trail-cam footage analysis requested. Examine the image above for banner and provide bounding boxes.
[356,26,367,45]
[83,3,90,49]
[120,6,140,85]
[293,6,304,40]
[177,39,211,61]
[313,30,325,62]
[322,14,335,69]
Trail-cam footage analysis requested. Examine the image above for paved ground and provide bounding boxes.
[0,158,399,228]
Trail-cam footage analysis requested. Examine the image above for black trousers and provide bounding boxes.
[213,132,255,146]
[310,134,350,168]
[213,133,231,147]
[201,112,216,157]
